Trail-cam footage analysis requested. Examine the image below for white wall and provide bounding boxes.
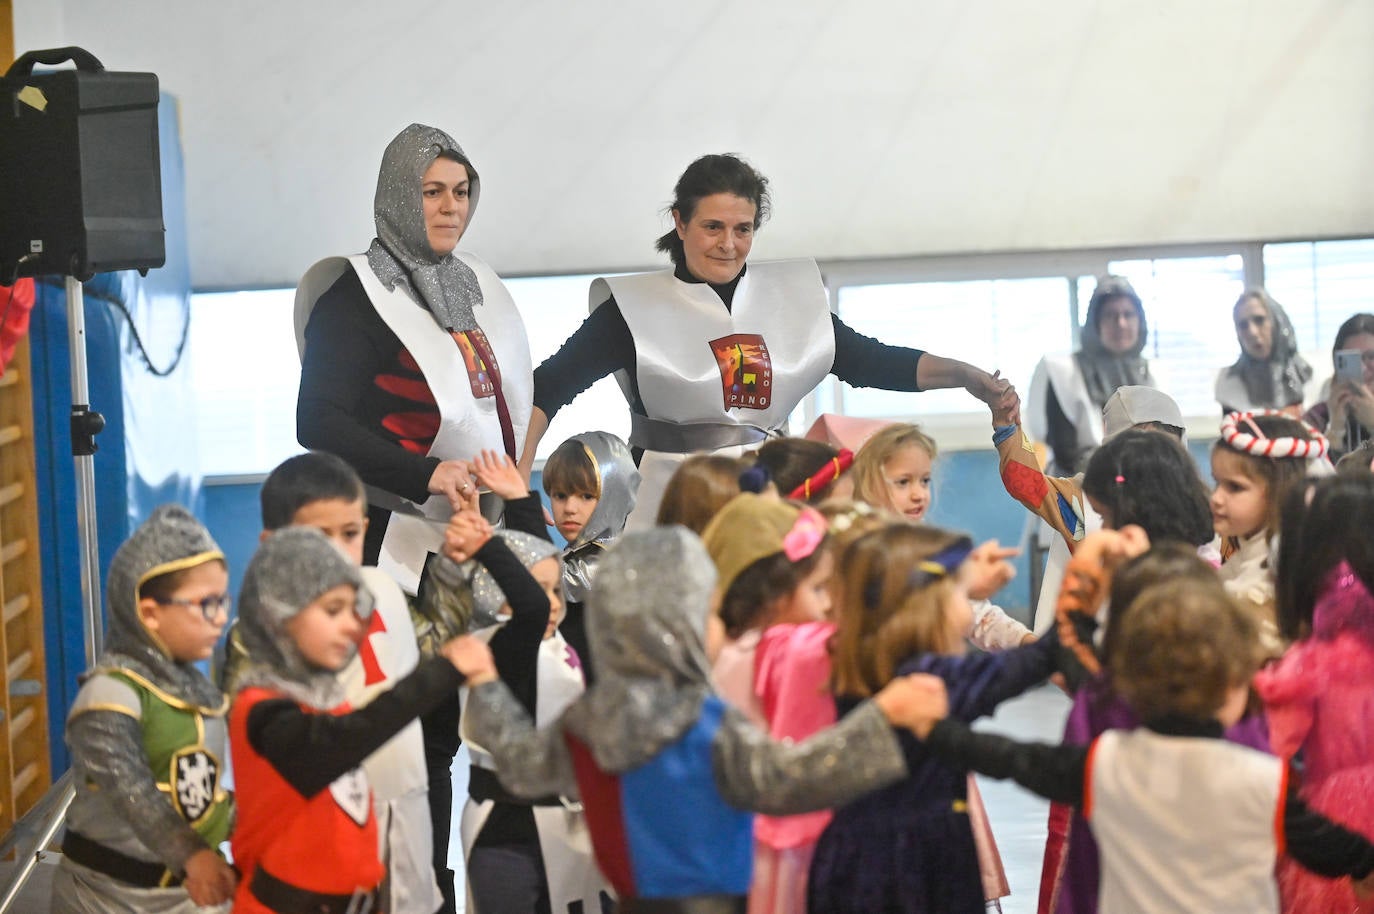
[16,0,1374,290]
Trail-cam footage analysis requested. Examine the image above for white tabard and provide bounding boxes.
[594,259,835,527]
[295,253,532,593]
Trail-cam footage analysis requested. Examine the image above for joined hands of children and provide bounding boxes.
[443,509,494,563]
[440,634,498,686]
[965,540,1019,601]
[873,673,950,741]
[472,449,528,501]
[183,847,237,907]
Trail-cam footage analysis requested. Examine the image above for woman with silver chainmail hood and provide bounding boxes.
[466,527,931,910]
[227,527,488,914]
[53,505,237,914]
[296,123,533,912]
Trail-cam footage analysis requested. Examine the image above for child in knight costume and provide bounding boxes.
[539,430,640,680]
[228,527,494,914]
[444,515,611,914]
[465,527,954,911]
[52,504,238,914]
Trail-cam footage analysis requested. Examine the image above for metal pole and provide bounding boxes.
[0,775,73,913]
[65,276,103,666]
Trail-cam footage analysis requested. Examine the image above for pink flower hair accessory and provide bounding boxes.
[782,507,828,562]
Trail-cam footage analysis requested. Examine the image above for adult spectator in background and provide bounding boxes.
[1215,288,1311,416]
[1028,276,1155,474]
[1304,313,1374,461]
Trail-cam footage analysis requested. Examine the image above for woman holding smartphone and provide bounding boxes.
[1304,313,1374,459]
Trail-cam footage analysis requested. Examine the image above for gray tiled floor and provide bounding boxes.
[973,684,1073,914]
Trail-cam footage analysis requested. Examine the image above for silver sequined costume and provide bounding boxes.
[466,526,908,835]
[233,526,375,710]
[558,431,640,604]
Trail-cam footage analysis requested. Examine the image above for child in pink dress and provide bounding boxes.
[1255,475,1374,914]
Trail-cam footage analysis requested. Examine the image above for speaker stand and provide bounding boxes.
[64,276,105,666]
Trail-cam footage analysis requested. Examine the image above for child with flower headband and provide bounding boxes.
[701,494,834,725]
[1211,410,1330,652]
[1256,475,1374,913]
[699,494,844,913]
[809,522,1071,914]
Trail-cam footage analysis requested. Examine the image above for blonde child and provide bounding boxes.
[910,576,1374,914]
[52,506,237,914]
[808,523,1074,913]
[851,422,1029,909]
[228,527,493,914]
[1210,411,1329,650]
[1256,475,1374,913]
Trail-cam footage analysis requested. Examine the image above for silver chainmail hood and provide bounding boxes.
[366,123,484,332]
[233,527,375,710]
[469,529,562,630]
[562,431,641,603]
[559,527,716,772]
[96,503,226,708]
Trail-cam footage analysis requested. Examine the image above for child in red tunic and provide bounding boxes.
[228,526,495,914]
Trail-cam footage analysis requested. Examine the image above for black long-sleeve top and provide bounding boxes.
[466,521,566,845]
[925,716,1374,880]
[532,262,927,421]
[245,656,465,798]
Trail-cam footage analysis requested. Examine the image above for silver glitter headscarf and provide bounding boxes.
[233,527,375,710]
[559,527,716,772]
[469,530,562,630]
[561,432,641,603]
[97,504,225,708]
[366,123,484,332]
[1219,289,1313,410]
[1075,275,1155,409]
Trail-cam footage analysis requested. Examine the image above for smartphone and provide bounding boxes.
[1335,349,1364,382]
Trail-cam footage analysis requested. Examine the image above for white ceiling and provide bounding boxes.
[15,0,1374,290]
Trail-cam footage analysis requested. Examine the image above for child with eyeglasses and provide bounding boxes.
[52,505,239,914]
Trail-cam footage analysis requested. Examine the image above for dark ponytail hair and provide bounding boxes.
[1082,429,1213,546]
[654,154,771,266]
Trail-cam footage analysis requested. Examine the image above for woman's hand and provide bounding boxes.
[874,673,949,740]
[1343,381,1374,430]
[443,510,493,563]
[182,848,237,907]
[472,449,528,501]
[429,459,476,512]
[964,540,1019,600]
[440,634,497,685]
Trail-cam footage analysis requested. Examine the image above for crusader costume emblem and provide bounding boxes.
[171,748,218,822]
[330,767,372,826]
[709,333,773,410]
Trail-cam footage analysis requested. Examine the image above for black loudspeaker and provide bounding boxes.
[0,47,164,282]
